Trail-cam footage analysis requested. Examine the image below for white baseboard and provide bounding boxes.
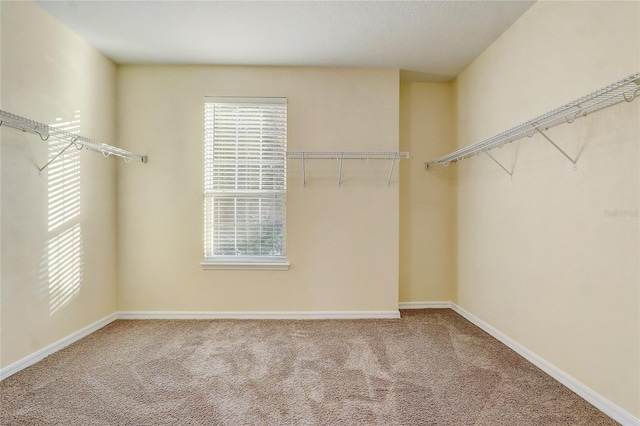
[399,301,452,309]
[0,312,118,381]
[118,310,401,320]
[450,303,639,426]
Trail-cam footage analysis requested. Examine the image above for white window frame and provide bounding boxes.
[201,96,289,271]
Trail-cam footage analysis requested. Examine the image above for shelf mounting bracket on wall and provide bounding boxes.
[36,139,82,175]
[387,155,398,187]
[533,126,577,170]
[301,152,307,187]
[1,109,147,173]
[484,151,514,179]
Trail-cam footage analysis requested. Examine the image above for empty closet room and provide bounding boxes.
[1,1,638,425]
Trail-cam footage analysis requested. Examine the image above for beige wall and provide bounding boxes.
[399,82,455,302]
[116,66,400,312]
[0,1,118,368]
[0,0,4,365]
[455,1,639,416]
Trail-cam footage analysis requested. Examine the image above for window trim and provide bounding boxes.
[202,96,289,271]
[201,257,290,271]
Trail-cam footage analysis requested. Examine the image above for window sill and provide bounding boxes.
[201,259,290,271]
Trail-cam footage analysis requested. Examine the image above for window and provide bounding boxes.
[202,97,288,270]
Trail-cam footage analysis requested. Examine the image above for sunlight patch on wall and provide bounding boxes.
[39,111,84,315]
[44,223,84,315]
[47,112,81,232]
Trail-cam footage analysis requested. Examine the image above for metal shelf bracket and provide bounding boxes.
[484,151,514,179]
[301,152,307,187]
[36,139,81,175]
[387,155,398,187]
[533,127,577,170]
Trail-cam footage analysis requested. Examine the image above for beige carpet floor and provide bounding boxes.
[1,309,617,425]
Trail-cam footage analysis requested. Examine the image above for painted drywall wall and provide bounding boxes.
[399,82,456,302]
[0,0,4,366]
[116,66,400,312]
[455,1,639,417]
[0,1,118,368]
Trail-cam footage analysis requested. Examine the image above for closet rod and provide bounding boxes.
[0,110,147,169]
[424,72,640,170]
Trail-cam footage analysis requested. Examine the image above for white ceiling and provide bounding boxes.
[35,0,535,81]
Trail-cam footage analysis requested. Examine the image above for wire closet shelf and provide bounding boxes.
[424,72,640,171]
[0,109,147,171]
[286,151,409,187]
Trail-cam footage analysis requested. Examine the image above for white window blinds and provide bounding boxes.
[204,97,287,265]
